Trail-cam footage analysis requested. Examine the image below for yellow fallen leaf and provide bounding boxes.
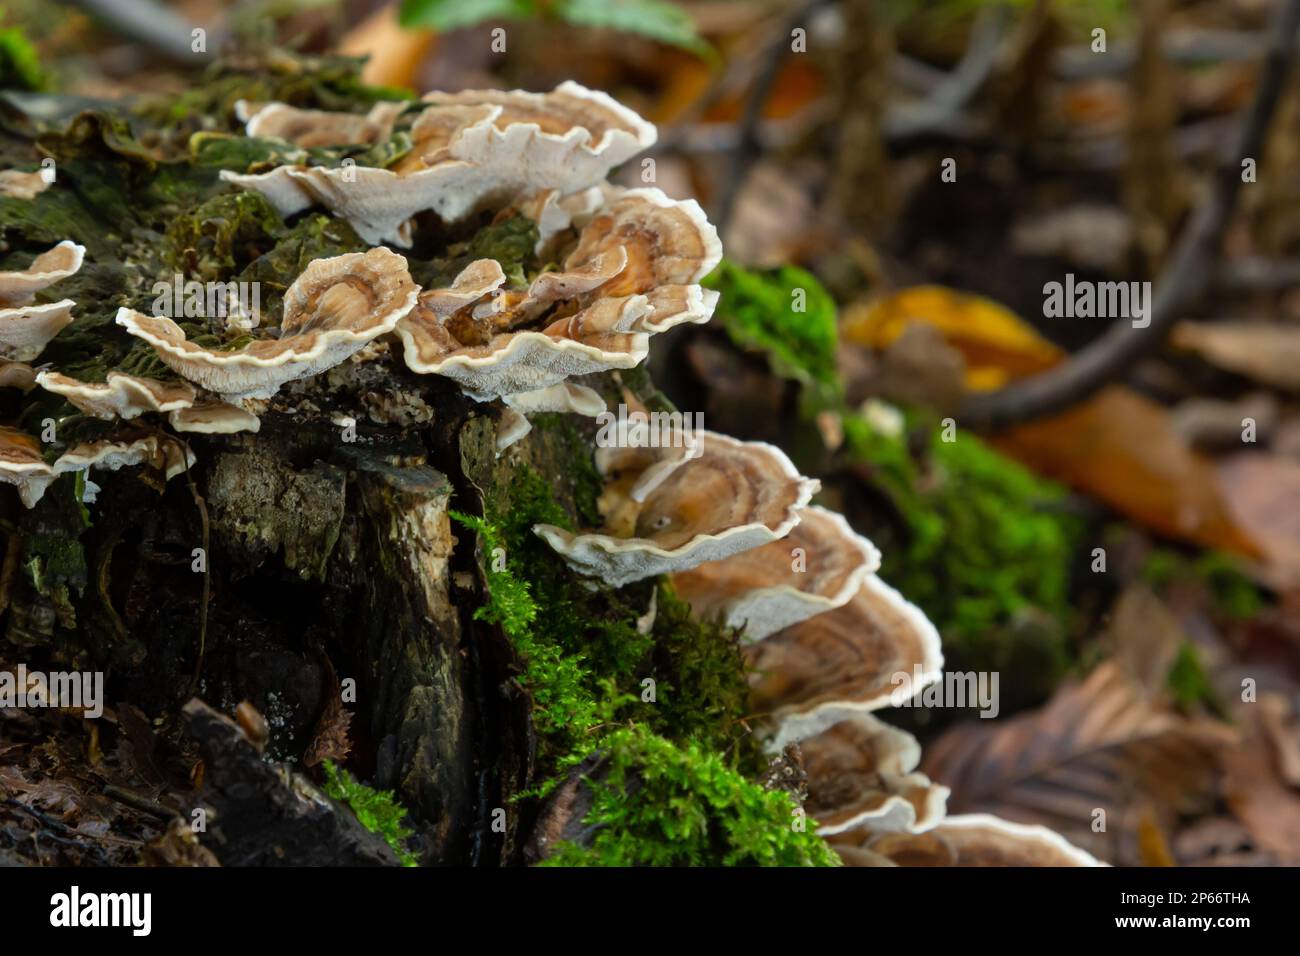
[842,286,1261,558]
[842,285,1064,390]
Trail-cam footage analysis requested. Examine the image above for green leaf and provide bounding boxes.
[399,0,537,30]
[558,0,712,56]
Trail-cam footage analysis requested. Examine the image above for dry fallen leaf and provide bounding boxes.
[842,286,1262,557]
[1107,585,1184,698]
[994,386,1262,558]
[1173,321,1300,394]
[303,664,353,768]
[869,322,967,414]
[1137,803,1177,867]
[1217,452,1300,589]
[338,2,437,90]
[922,660,1235,865]
[1259,692,1300,787]
[1223,704,1300,865]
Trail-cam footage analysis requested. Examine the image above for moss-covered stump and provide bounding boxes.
[0,57,839,868]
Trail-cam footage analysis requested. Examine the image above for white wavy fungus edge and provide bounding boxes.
[221,81,657,246]
[534,431,818,588]
[397,187,721,401]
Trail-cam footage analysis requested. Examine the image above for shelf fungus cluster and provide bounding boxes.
[223,82,657,247]
[0,240,83,363]
[0,239,193,506]
[215,81,719,449]
[396,185,720,410]
[536,415,1101,865]
[0,80,724,509]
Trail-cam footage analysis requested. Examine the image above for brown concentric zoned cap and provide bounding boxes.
[396,187,719,401]
[0,427,195,508]
[117,247,419,401]
[673,505,882,642]
[239,100,408,148]
[223,81,657,247]
[799,713,949,837]
[747,574,944,747]
[0,240,84,307]
[535,430,819,588]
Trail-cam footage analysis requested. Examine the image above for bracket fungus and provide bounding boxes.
[0,240,85,362]
[0,168,52,200]
[496,382,606,453]
[0,240,85,306]
[673,505,882,642]
[535,429,817,588]
[831,814,1105,867]
[800,713,949,836]
[240,100,409,148]
[117,247,419,400]
[397,186,720,402]
[747,575,945,747]
[0,68,1105,870]
[35,371,198,420]
[223,81,656,246]
[0,300,77,362]
[0,426,193,508]
[169,401,262,435]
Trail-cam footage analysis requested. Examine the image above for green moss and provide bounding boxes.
[542,727,840,866]
[873,422,1081,710]
[705,259,842,409]
[135,54,416,130]
[418,215,540,289]
[646,586,752,747]
[454,461,756,780]
[1141,547,1267,621]
[20,474,92,628]
[191,128,413,175]
[1166,641,1224,717]
[162,190,285,282]
[707,259,1082,711]
[320,760,418,866]
[0,27,46,92]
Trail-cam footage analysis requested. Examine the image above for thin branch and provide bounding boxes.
[714,0,832,234]
[884,4,1009,142]
[713,1,1008,232]
[961,0,1300,432]
[1056,28,1293,80]
[62,0,221,62]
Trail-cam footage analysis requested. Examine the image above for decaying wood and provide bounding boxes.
[182,699,400,866]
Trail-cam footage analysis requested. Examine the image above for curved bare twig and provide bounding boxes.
[961,0,1300,432]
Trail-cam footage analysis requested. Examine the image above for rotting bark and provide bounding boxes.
[0,57,771,868]
[343,454,472,862]
[182,699,400,866]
